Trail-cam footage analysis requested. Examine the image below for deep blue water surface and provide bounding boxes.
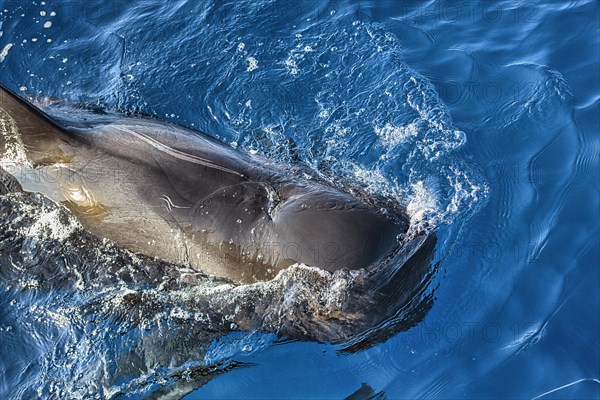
[0,0,598,399]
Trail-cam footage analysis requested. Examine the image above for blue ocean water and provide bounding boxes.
[0,0,598,399]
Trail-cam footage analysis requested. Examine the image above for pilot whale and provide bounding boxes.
[0,85,408,283]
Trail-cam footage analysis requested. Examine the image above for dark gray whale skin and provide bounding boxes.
[0,84,407,283]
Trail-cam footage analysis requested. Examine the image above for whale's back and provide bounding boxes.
[0,85,406,283]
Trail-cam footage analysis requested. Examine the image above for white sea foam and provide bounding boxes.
[284,57,299,75]
[375,122,419,148]
[0,42,13,62]
[0,109,32,168]
[246,56,258,72]
[19,203,80,241]
[406,181,438,230]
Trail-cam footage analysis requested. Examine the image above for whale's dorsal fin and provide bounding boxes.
[0,84,76,167]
